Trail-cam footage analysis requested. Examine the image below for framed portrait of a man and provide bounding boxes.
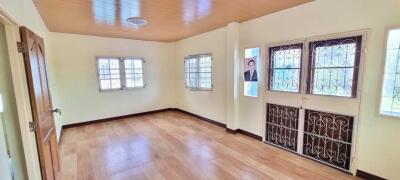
[244,57,258,82]
[244,47,260,97]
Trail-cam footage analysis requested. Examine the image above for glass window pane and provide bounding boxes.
[111,79,121,89]
[97,57,121,91]
[134,59,143,68]
[98,58,109,69]
[110,69,120,74]
[110,73,120,79]
[109,59,120,68]
[311,68,353,97]
[199,73,211,89]
[124,58,144,88]
[100,80,111,90]
[272,48,301,68]
[271,69,300,92]
[199,55,212,89]
[126,79,134,87]
[308,36,362,97]
[268,44,302,93]
[134,69,143,73]
[99,68,110,75]
[125,59,133,68]
[99,74,109,80]
[125,69,132,74]
[380,29,400,116]
[184,55,212,90]
[314,43,356,68]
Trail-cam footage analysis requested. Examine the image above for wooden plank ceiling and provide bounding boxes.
[33,0,311,42]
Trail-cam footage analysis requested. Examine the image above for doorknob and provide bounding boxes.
[51,109,62,115]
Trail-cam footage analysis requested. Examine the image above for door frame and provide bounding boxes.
[261,29,369,175]
[0,113,12,180]
[0,5,42,180]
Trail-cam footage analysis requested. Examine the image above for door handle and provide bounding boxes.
[51,109,62,115]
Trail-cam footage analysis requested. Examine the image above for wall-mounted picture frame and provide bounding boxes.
[244,47,260,97]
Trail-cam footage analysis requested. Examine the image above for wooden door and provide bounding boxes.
[20,27,60,180]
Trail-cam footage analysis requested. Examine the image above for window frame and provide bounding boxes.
[306,35,363,98]
[267,43,304,94]
[96,56,146,92]
[96,56,123,92]
[264,31,367,99]
[122,57,146,90]
[379,26,400,117]
[184,53,213,91]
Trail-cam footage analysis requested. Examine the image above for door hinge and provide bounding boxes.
[29,122,36,132]
[17,42,26,53]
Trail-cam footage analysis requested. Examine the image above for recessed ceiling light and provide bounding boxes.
[126,17,147,28]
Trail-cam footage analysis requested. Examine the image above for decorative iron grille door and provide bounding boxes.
[302,110,354,170]
[264,32,365,173]
[265,104,299,152]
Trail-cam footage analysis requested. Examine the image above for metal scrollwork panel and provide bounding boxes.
[303,109,354,170]
[266,104,299,151]
[304,110,354,143]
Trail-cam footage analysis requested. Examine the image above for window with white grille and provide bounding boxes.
[184,54,212,90]
[96,57,145,91]
[97,57,122,91]
[268,43,303,93]
[124,58,145,88]
[307,36,362,97]
[380,28,400,117]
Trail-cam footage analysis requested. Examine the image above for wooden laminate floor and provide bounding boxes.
[59,111,359,180]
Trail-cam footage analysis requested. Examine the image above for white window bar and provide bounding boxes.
[96,56,146,91]
[97,57,122,91]
[123,58,145,89]
[184,54,213,91]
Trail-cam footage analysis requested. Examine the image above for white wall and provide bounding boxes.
[238,0,400,179]
[0,0,63,142]
[172,0,400,178]
[174,27,227,124]
[45,43,63,140]
[49,33,175,125]
[0,0,48,38]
